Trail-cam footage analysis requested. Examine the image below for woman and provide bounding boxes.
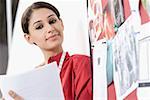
[7,1,92,100]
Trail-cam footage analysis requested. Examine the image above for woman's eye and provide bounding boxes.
[49,19,56,24]
[35,25,43,29]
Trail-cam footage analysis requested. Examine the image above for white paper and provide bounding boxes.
[93,39,107,100]
[137,86,150,100]
[112,15,139,100]
[137,22,150,82]
[0,62,64,100]
[137,22,150,100]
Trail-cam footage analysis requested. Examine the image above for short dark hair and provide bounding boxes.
[21,1,60,34]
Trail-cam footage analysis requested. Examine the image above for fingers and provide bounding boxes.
[1,98,5,100]
[9,90,17,99]
[8,90,24,100]
[35,62,45,68]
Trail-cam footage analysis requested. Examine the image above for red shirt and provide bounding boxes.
[48,52,93,100]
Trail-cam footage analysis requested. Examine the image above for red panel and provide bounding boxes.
[139,0,150,24]
[123,0,131,20]
[108,82,137,100]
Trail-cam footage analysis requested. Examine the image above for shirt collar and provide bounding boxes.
[47,52,69,65]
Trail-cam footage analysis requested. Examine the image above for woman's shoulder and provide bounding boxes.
[70,54,90,60]
[69,54,91,73]
[69,54,91,67]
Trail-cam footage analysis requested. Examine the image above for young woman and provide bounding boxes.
[7,1,92,100]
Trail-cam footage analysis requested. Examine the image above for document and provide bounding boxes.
[112,15,139,100]
[0,62,64,100]
[137,22,150,100]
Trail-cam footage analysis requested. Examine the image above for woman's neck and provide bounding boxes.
[42,46,63,64]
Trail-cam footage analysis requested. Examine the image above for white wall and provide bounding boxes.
[7,0,90,75]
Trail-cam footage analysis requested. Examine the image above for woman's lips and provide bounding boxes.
[46,34,59,41]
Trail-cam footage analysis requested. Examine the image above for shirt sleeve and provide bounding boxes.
[73,55,93,100]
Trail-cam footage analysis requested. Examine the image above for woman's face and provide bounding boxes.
[25,8,64,51]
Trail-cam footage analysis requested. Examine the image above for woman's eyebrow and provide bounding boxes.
[33,20,41,25]
[47,14,55,18]
[33,14,55,25]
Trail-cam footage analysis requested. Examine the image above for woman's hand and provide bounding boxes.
[8,90,24,100]
[35,62,46,68]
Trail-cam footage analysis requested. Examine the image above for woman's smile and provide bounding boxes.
[46,32,60,41]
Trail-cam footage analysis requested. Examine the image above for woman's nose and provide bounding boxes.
[46,24,54,34]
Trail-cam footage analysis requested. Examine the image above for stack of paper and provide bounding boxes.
[0,62,64,100]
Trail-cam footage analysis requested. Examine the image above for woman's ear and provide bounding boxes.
[24,33,33,44]
[60,18,64,30]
